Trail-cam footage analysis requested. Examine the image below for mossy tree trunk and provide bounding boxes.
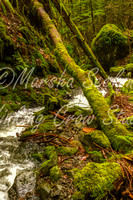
[50,0,108,79]
[28,0,133,153]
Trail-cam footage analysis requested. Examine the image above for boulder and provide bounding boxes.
[73,162,122,200]
[91,24,129,71]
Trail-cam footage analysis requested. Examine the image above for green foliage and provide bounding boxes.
[50,165,61,182]
[122,80,133,93]
[3,0,14,13]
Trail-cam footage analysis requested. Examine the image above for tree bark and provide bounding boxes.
[29,0,133,153]
[89,0,95,35]
[50,0,108,79]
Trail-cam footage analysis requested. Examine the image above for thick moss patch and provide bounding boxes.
[79,130,111,149]
[74,162,122,200]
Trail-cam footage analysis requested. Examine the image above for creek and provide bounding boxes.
[0,77,130,200]
[0,107,43,200]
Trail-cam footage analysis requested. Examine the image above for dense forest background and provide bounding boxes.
[0,0,133,200]
[49,0,133,68]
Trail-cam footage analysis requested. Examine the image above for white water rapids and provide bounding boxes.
[0,107,43,200]
[69,77,129,108]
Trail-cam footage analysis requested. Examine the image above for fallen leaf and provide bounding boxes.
[82,127,96,133]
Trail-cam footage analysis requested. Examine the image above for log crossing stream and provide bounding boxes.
[0,77,129,200]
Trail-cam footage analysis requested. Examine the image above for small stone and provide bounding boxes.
[57,126,63,132]
[56,184,63,191]
[36,181,51,200]
[51,189,61,197]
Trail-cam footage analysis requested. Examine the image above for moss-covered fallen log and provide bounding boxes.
[26,0,133,153]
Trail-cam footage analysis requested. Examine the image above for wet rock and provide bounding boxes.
[36,181,51,200]
[50,185,62,197]
[15,171,36,199]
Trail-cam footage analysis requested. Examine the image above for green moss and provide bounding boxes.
[39,159,56,176]
[91,24,129,70]
[3,0,14,13]
[44,146,57,160]
[70,140,83,148]
[57,146,77,156]
[80,130,111,149]
[39,146,58,175]
[105,82,115,105]
[44,93,66,112]
[31,153,44,162]
[129,97,133,101]
[86,149,105,163]
[0,2,7,15]
[125,63,133,72]
[72,191,85,200]
[20,129,34,139]
[66,105,92,117]
[110,66,125,74]
[50,165,61,182]
[38,121,55,134]
[121,80,133,93]
[74,162,122,200]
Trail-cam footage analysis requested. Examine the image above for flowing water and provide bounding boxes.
[0,106,43,200]
[0,77,130,200]
[69,77,130,108]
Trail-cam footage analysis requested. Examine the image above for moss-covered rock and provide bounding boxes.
[50,165,61,182]
[121,80,133,94]
[86,149,105,163]
[44,146,57,160]
[79,130,111,149]
[125,63,133,72]
[91,24,129,70]
[39,146,58,176]
[31,153,44,162]
[74,162,122,200]
[57,146,77,156]
[39,159,56,176]
[38,121,55,134]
